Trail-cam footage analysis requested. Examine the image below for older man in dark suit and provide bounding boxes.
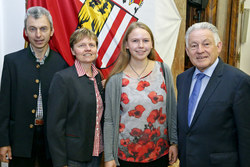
[0,6,67,167]
[177,22,250,167]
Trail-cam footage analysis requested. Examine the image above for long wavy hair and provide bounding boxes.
[106,22,156,84]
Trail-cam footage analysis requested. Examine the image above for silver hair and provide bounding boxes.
[24,6,53,30]
[185,22,221,48]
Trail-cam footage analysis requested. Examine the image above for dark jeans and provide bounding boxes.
[67,153,102,167]
[119,154,169,167]
[9,126,52,167]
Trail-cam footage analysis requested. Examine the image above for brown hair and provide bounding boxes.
[70,27,98,49]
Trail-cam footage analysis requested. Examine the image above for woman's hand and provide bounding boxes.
[169,144,178,165]
[104,160,116,167]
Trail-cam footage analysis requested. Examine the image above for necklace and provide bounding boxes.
[129,59,149,80]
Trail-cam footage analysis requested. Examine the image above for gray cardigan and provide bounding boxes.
[103,62,177,165]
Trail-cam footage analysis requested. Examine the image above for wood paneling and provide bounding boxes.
[205,0,217,24]
[216,0,232,63]
[186,0,240,68]
[228,0,240,66]
[172,0,186,93]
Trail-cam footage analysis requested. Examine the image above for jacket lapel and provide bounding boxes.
[180,67,195,129]
[189,59,224,128]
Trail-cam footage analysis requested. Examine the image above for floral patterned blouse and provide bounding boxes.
[118,62,169,163]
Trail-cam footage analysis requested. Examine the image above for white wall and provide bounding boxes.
[0,0,3,84]
[0,0,25,84]
[240,0,250,75]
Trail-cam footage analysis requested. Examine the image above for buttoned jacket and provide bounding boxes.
[47,65,105,167]
[0,46,68,157]
[177,58,250,167]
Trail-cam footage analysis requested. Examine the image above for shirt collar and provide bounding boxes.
[30,44,50,64]
[74,59,98,78]
[193,57,219,79]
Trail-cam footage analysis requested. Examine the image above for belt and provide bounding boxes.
[35,118,44,125]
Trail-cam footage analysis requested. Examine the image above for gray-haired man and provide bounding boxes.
[0,6,68,167]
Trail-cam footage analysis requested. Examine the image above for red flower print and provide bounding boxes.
[143,128,151,136]
[136,145,148,158]
[130,128,142,137]
[145,141,161,161]
[148,91,163,104]
[149,127,161,140]
[127,157,135,161]
[147,108,166,125]
[122,78,129,87]
[156,138,169,148]
[148,122,153,127]
[118,148,127,159]
[119,123,125,133]
[148,147,160,161]
[156,138,169,155]
[128,105,145,118]
[136,81,150,91]
[147,109,160,124]
[135,142,155,162]
[128,142,141,156]
[145,141,155,153]
[120,138,130,147]
[158,108,166,124]
[164,128,168,135]
[121,93,129,104]
[161,82,167,93]
[138,129,151,145]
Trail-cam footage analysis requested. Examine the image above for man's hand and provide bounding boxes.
[0,146,12,163]
[169,144,178,165]
[104,160,116,167]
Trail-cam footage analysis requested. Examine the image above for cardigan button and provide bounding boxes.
[35,79,39,84]
[29,124,34,128]
[36,64,40,69]
[33,94,38,99]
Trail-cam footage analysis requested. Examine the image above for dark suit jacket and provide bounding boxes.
[0,46,68,157]
[177,58,250,167]
[47,65,105,167]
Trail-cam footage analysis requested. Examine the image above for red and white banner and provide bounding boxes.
[6,0,181,79]
[76,0,140,77]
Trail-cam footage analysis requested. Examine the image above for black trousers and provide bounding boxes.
[9,126,53,167]
[119,154,169,167]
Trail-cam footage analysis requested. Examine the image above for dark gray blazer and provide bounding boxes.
[47,65,105,167]
[177,58,250,167]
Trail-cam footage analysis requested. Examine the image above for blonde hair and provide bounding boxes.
[106,22,156,83]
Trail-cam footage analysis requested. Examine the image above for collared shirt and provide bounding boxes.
[189,58,219,122]
[30,45,50,120]
[75,60,104,156]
